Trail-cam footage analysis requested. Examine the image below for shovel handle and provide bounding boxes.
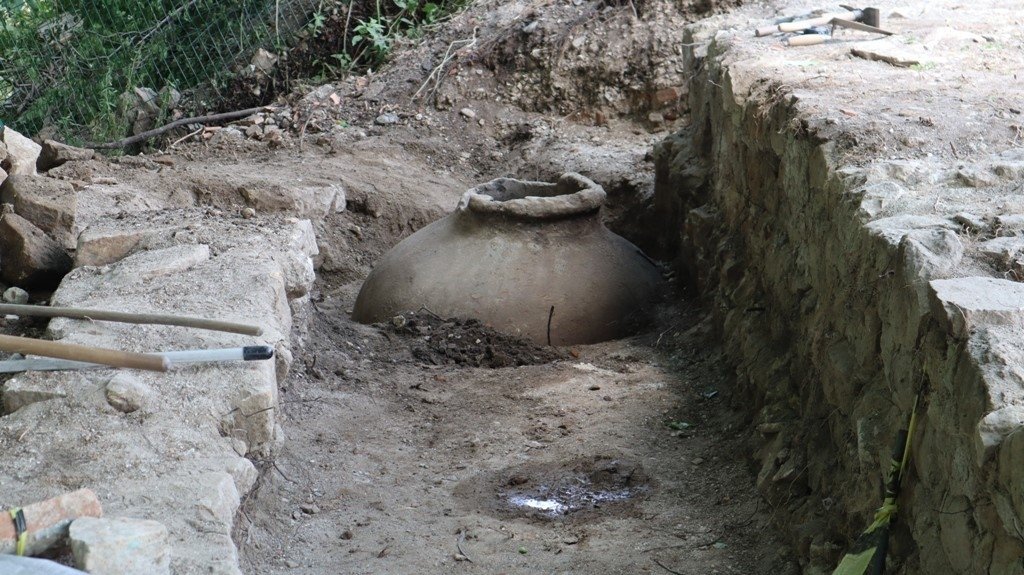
[0,334,168,372]
[755,24,780,36]
[786,34,828,47]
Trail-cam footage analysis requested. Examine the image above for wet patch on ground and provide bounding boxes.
[456,455,650,522]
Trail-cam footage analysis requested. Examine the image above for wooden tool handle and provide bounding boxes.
[786,34,828,47]
[755,24,780,37]
[0,334,169,372]
[0,303,262,336]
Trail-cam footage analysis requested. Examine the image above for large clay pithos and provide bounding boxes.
[352,173,661,345]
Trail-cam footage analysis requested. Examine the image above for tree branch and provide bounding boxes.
[88,106,267,149]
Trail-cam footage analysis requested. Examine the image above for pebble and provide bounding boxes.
[300,503,320,515]
[106,373,152,414]
[340,529,354,540]
[375,112,400,125]
[2,286,29,305]
[459,108,477,119]
[241,207,256,219]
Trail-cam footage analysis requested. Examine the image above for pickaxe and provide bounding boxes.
[784,14,894,46]
[755,5,888,37]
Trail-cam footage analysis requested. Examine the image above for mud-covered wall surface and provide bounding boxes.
[654,2,1024,574]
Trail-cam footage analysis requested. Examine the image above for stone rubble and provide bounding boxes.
[0,209,317,574]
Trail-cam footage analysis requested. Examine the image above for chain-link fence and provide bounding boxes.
[0,0,316,145]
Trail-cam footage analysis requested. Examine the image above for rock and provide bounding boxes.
[957,166,998,188]
[374,113,400,125]
[976,406,1024,464]
[120,87,160,136]
[263,126,284,147]
[302,84,337,104]
[954,212,987,232]
[241,207,256,219]
[850,39,939,68]
[0,127,41,176]
[0,140,7,164]
[929,277,1024,339]
[899,228,964,280]
[105,373,153,413]
[70,517,170,575]
[649,86,682,109]
[0,212,73,289]
[209,127,244,145]
[0,174,78,248]
[995,214,1024,236]
[75,226,166,267]
[2,286,29,304]
[0,166,6,189]
[300,503,320,514]
[250,48,279,73]
[240,183,345,219]
[979,237,1024,267]
[459,108,477,119]
[37,140,94,171]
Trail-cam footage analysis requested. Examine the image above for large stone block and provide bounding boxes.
[38,140,95,171]
[0,126,41,176]
[0,174,78,248]
[70,517,170,575]
[929,277,1024,339]
[239,183,345,219]
[0,211,73,289]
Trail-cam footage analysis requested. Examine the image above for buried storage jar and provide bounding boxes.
[353,173,662,346]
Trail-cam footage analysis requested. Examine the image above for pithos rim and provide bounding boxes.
[457,173,606,220]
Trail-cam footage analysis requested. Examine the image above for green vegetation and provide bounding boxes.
[0,0,470,145]
[1,0,291,143]
[304,0,470,79]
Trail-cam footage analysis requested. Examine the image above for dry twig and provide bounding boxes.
[411,29,479,104]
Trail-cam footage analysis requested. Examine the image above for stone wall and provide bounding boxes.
[654,6,1024,573]
[0,210,317,574]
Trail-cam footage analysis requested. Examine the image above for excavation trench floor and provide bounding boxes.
[236,281,791,574]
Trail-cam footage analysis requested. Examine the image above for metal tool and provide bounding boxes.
[0,345,274,373]
[755,5,885,36]
[784,16,894,46]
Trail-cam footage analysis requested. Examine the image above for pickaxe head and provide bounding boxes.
[839,5,881,27]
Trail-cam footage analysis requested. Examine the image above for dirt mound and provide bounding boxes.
[380,309,565,368]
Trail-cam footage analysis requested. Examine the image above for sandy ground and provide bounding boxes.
[236,285,795,574]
